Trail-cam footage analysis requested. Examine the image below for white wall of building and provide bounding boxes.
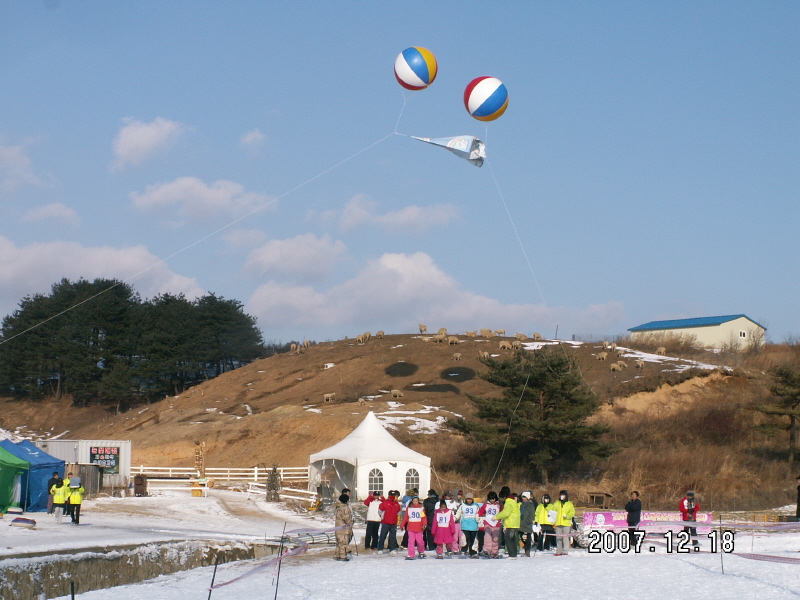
[35,439,132,487]
[631,316,765,349]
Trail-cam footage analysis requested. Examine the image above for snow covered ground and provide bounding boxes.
[54,525,800,600]
[1,488,316,558]
[3,487,798,599]
[522,340,724,373]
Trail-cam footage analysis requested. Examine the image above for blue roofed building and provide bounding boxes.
[628,315,766,349]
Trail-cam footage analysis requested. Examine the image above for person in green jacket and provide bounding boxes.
[552,490,575,556]
[50,478,68,525]
[68,484,86,525]
[495,493,521,558]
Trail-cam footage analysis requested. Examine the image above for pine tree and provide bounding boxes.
[452,348,612,483]
[755,365,800,463]
[0,279,266,407]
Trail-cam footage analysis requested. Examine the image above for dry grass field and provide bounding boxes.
[2,333,798,510]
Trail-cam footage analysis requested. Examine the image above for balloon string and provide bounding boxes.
[394,91,410,134]
[485,158,548,310]
[486,156,596,396]
[0,131,395,347]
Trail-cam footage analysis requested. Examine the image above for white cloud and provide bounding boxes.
[246,251,626,336]
[245,233,347,284]
[340,194,375,230]
[21,202,80,226]
[373,204,458,232]
[130,176,273,223]
[0,143,44,192]
[340,194,458,234]
[112,117,185,170]
[240,129,265,151]
[0,235,203,319]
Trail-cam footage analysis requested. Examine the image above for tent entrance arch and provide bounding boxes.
[308,412,430,501]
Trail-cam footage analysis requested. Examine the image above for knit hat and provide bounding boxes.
[464,492,474,500]
[686,491,695,497]
[521,491,531,499]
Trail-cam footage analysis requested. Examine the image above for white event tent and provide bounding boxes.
[308,412,431,501]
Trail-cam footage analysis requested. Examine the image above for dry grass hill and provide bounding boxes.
[2,333,797,510]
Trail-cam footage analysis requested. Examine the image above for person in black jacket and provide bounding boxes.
[518,491,538,557]
[46,471,60,515]
[423,489,439,551]
[625,491,642,545]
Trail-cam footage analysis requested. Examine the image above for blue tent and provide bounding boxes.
[0,440,65,512]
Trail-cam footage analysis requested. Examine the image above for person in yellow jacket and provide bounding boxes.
[63,472,73,520]
[68,484,86,525]
[50,478,69,525]
[552,490,575,556]
[534,494,556,551]
[495,493,521,558]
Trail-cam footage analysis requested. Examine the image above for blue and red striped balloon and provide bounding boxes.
[394,47,438,91]
[463,76,509,121]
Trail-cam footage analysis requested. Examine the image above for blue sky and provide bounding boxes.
[1,1,797,343]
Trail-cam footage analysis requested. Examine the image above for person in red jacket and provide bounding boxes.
[400,495,428,560]
[679,490,700,546]
[377,490,402,553]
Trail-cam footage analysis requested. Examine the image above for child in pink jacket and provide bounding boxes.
[431,500,456,558]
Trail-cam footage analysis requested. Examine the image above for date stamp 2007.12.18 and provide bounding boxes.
[586,530,735,554]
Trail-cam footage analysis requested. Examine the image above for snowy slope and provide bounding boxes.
[51,530,800,600]
[2,486,792,600]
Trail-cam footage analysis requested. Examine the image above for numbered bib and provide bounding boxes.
[437,513,450,526]
[486,506,498,517]
[408,508,423,522]
[462,505,477,518]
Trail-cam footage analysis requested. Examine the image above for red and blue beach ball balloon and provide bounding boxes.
[464,76,509,121]
[394,47,438,91]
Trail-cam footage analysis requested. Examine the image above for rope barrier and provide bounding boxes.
[732,552,800,565]
[210,524,350,590]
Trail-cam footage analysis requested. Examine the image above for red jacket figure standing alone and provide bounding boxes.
[679,490,700,546]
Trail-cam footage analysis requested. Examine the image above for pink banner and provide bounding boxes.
[583,511,713,534]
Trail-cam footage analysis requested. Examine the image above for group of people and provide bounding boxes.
[46,471,85,525]
[336,486,712,561]
[336,486,577,561]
